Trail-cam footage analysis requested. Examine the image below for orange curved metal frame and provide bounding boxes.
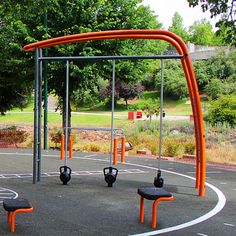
[24,29,206,196]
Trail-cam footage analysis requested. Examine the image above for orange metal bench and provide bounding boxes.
[3,198,33,233]
[137,187,174,229]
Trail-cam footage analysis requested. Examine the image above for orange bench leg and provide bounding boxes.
[140,197,144,223]
[139,196,174,229]
[8,207,34,233]
[152,197,174,229]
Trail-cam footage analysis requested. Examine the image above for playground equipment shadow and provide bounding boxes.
[0,149,228,235]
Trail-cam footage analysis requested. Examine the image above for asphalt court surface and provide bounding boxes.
[0,149,235,236]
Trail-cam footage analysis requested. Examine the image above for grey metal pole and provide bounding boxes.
[33,48,39,184]
[64,60,70,166]
[158,59,164,170]
[109,60,116,166]
[43,10,48,150]
[37,48,43,182]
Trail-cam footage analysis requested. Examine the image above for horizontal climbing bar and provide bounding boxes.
[38,54,184,62]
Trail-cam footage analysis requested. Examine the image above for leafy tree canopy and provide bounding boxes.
[187,0,236,46]
[189,18,216,45]
[168,12,189,42]
[0,0,165,119]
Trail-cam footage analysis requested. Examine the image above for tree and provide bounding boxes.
[140,98,160,121]
[0,0,163,127]
[187,0,236,46]
[119,81,144,107]
[168,12,189,42]
[155,60,189,99]
[189,19,216,45]
[204,49,236,99]
[204,94,236,128]
[0,15,33,114]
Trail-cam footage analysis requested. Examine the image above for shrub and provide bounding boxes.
[184,139,196,155]
[163,138,182,157]
[0,128,28,147]
[140,98,160,121]
[50,129,62,148]
[204,95,236,128]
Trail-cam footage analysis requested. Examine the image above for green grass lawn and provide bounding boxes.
[0,91,204,128]
[0,112,127,128]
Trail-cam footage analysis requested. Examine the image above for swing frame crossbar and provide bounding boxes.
[24,29,206,197]
[38,55,184,61]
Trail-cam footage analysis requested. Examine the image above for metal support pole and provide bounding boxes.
[64,60,70,166]
[109,60,116,166]
[43,10,48,150]
[33,48,39,184]
[37,48,43,182]
[158,59,164,170]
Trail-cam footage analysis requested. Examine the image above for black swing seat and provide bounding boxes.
[138,187,173,200]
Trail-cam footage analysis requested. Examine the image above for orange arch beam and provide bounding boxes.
[24,30,206,196]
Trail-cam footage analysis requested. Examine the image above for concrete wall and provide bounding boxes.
[187,42,230,61]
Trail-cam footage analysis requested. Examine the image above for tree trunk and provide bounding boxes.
[125,99,128,109]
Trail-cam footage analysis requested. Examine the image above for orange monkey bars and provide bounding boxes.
[24,30,206,196]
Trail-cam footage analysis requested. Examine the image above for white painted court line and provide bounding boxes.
[224,223,234,227]
[0,188,18,203]
[0,169,148,179]
[197,233,208,236]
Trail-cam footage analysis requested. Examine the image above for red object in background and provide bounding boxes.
[136,111,142,118]
[128,111,137,120]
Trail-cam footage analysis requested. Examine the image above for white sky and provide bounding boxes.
[142,0,218,30]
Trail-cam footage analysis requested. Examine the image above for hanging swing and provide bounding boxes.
[103,60,118,187]
[59,60,72,185]
[154,59,165,188]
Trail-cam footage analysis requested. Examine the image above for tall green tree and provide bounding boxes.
[189,19,216,45]
[0,0,163,127]
[168,12,189,42]
[187,0,236,46]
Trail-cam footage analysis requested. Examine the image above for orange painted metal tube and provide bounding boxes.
[140,197,145,223]
[9,207,33,233]
[23,29,206,196]
[113,138,118,165]
[61,134,65,160]
[69,135,73,159]
[151,196,174,229]
[121,136,126,163]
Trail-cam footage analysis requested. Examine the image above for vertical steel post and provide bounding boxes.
[37,48,43,182]
[33,48,39,184]
[64,60,70,166]
[43,10,48,150]
[158,59,164,170]
[109,60,116,166]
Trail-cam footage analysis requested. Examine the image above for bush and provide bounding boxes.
[0,128,28,147]
[204,95,236,128]
[140,98,160,121]
[50,129,62,148]
[184,139,196,155]
[163,138,182,157]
